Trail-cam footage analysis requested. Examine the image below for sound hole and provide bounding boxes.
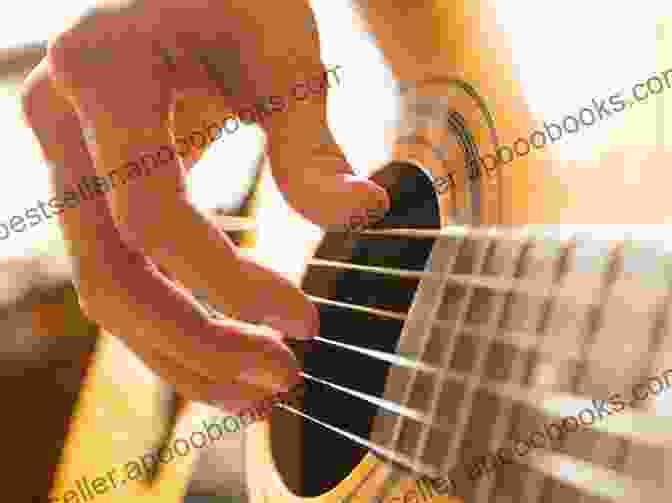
[270,162,441,496]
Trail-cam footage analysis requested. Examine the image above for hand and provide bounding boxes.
[196,0,393,231]
[203,318,304,414]
[236,253,320,342]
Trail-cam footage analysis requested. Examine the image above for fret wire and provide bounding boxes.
[571,244,623,393]
[572,243,646,495]
[628,267,672,487]
[439,236,526,473]
[487,369,672,447]
[311,292,585,363]
[376,234,462,450]
[300,358,672,444]
[309,293,583,363]
[459,319,574,359]
[359,362,672,448]
[309,258,605,309]
[638,289,672,404]
[305,225,672,502]
[633,265,672,493]
[518,240,575,503]
[480,239,574,502]
[575,244,625,503]
[305,309,594,378]
[386,231,470,454]
[275,403,441,479]
[289,308,672,486]
[475,241,539,503]
[523,239,630,503]
[189,221,672,501]
[412,234,496,467]
[516,448,666,502]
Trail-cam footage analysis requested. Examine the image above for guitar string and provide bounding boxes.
[299,371,435,428]
[264,239,529,477]
[435,237,521,472]
[309,294,589,362]
[275,402,441,479]
[266,74,502,454]
[246,224,664,488]
[254,227,672,498]
[383,224,471,460]
[351,76,499,485]
[263,229,567,476]
[294,370,564,447]
[309,335,438,374]
[264,227,457,479]
[342,226,529,240]
[269,228,664,484]
[293,337,609,437]
[308,258,602,309]
[410,231,496,471]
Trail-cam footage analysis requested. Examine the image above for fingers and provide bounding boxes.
[298,171,391,230]
[118,332,230,404]
[206,380,280,417]
[264,73,391,229]
[268,132,391,229]
[235,254,320,341]
[211,382,306,422]
[120,317,303,409]
[144,348,292,418]
[261,311,318,342]
[211,319,304,393]
[258,289,320,341]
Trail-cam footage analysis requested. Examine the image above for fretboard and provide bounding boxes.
[372,225,672,503]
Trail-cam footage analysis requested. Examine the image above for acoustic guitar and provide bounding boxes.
[243,77,672,503]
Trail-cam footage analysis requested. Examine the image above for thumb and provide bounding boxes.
[268,132,390,229]
[264,72,390,230]
[293,164,390,230]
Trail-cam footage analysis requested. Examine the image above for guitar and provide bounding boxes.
[243,77,672,502]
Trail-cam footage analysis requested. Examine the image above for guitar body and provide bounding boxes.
[246,152,672,503]
[248,5,672,499]
[245,40,503,499]
[244,92,672,502]
[245,161,463,503]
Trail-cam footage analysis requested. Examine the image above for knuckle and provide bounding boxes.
[114,215,156,249]
[20,74,50,121]
[47,12,149,98]
[20,62,65,124]
[47,25,95,78]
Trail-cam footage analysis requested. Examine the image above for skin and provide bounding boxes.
[21,0,390,412]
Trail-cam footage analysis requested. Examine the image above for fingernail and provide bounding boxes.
[261,316,314,340]
[238,369,292,393]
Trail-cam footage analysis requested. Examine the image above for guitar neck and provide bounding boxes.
[374,224,672,502]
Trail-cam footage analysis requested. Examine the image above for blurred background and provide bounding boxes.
[0,0,670,502]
